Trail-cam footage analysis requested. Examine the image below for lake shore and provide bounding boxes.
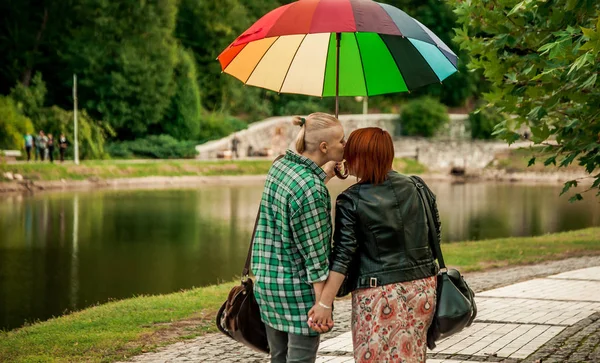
[0,162,592,194]
[1,228,599,362]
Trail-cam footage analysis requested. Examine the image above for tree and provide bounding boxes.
[59,0,179,139]
[0,96,34,150]
[157,46,203,140]
[176,0,251,112]
[450,0,600,200]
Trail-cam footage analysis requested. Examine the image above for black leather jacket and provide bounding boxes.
[330,171,439,292]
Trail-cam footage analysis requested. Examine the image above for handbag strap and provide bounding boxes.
[242,154,285,278]
[411,177,446,269]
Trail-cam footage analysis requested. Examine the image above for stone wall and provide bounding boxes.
[195,113,531,172]
[195,114,397,159]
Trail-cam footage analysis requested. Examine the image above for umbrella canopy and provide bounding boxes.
[218,0,458,115]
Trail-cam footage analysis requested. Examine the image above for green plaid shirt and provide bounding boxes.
[252,150,332,336]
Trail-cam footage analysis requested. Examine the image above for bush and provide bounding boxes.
[397,97,449,137]
[106,135,198,159]
[468,106,504,140]
[0,96,35,150]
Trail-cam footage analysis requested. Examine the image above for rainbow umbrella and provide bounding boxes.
[217,0,458,117]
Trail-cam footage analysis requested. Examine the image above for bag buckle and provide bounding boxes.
[369,277,378,288]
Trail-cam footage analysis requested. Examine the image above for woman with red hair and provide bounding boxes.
[309,127,438,363]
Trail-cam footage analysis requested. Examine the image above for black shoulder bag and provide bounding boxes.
[410,176,477,350]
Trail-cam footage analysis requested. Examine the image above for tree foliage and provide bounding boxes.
[157,46,203,140]
[451,0,600,200]
[0,0,483,150]
[469,106,504,140]
[0,96,34,150]
[60,0,179,138]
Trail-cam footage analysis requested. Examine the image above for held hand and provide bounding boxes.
[307,304,334,334]
[322,161,338,182]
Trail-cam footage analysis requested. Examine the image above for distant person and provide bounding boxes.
[271,127,287,156]
[24,132,33,162]
[231,134,240,159]
[58,134,68,163]
[47,134,55,163]
[35,131,47,161]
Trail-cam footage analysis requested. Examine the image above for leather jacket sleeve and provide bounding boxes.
[330,191,358,276]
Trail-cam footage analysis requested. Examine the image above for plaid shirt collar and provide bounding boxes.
[284,150,327,182]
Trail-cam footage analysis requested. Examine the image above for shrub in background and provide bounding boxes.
[0,96,35,150]
[396,97,449,137]
[106,135,198,159]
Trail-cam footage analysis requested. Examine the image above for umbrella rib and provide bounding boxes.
[279,34,308,94]
[354,32,369,97]
[242,36,280,84]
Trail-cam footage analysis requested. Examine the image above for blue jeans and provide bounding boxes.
[265,325,320,363]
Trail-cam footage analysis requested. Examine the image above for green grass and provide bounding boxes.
[0,158,426,182]
[1,227,599,362]
[443,227,600,271]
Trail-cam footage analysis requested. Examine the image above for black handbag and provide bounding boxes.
[215,245,269,353]
[215,157,286,354]
[411,176,477,350]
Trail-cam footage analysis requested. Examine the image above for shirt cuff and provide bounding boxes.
[306,265,329,283]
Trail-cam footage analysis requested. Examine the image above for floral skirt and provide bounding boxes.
[351,276,437,363]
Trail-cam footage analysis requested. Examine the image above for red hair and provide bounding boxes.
[344,128,394,185]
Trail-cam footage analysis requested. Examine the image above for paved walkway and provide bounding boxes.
[119,256,600,363]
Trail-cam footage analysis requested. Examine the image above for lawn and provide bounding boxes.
[1,158,427,182]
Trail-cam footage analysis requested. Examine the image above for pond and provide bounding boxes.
[1,180,599,330]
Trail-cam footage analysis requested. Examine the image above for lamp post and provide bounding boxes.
[73,74,79,165]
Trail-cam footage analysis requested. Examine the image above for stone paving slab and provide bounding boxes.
[478,278,600,302]
[475,297,600,325]
[548,266,600,281]
[319,332,353,353]
[432,323,565,359]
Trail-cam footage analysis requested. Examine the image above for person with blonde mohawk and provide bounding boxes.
[252,112,346,363]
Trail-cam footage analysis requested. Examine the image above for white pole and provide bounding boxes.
[363,96,368,115]
[73,74,79,165]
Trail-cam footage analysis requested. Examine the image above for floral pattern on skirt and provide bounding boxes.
[351,276,437,363]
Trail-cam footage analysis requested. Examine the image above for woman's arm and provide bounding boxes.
[309,192,359,331]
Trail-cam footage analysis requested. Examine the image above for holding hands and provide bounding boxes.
[308,301,334,334]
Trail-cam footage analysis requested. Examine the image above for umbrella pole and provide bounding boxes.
[335,32,341,119]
